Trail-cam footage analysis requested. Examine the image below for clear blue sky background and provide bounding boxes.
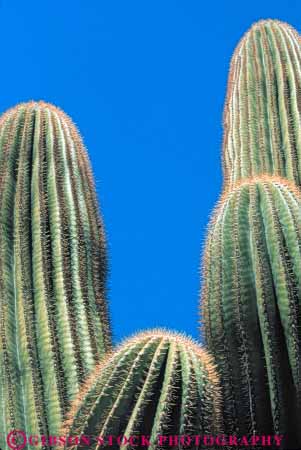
[0,1,299,344]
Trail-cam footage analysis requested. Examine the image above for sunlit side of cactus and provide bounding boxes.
[0,102,111,446]
[223,20,301,188]
[60,330,222,450]
[201,176,301,448]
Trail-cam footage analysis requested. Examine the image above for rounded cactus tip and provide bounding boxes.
[248,18,295,29]
[59,328,222,449]
[234,18,299,48]
[0,100,76,127]
[10,99,60,109]
[230,18,301,60]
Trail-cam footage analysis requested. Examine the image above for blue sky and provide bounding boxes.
[0,0,299,344]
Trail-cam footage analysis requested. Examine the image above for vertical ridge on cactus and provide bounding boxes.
[223,19,301,188]
[0,101,111,446]
[59,329,222,450]
[201,175,301,448]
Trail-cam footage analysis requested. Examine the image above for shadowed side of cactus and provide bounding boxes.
[59,330,222,450]
[0,102,111,447]
[201,175,301,448]
[223,20,301,188]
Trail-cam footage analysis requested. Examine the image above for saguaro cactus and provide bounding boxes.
[60,330,222,450]
[201,176,301,448]
[0,101,111,446]
[223,20,301,188]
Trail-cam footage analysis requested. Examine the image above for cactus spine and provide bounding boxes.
[223,20,301,188]
[0,102,111,446]
[202,176,301,447]
[60,330,222,450]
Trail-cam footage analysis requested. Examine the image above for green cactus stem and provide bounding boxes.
[223,20,301,188]
[0,101,111,447]
[201,175,301,448]
[59,329,222,450]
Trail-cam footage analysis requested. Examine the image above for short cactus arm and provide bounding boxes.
[60,330,222,450]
